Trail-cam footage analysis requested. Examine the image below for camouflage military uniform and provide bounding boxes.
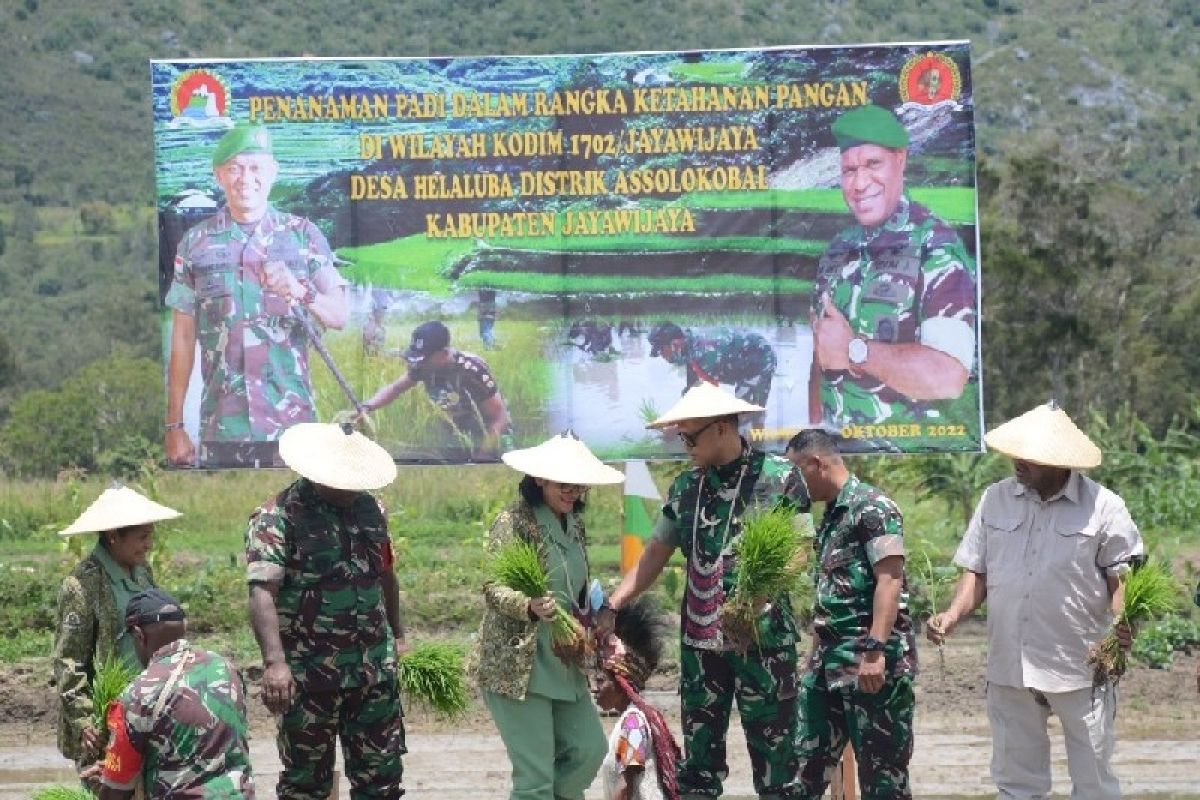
[813,195,977,425]
[165,204,345,444]
[653,442,811,799]
[52,548,155,765]
[666,330,777,407]
[246,479,405,800]
[796,474,917,800]
[407,349,510,447]
[99,639,254,798]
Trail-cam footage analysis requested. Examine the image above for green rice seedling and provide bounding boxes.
[637,398,660,425]
[914,549,948,678]
[721,507,805,646]
[1088,559,1182,685]
[397,643,470,718]
[91,655,138,743]
[492,539,584,648]
[30,785,96,800]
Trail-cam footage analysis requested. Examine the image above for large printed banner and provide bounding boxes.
[151,43,983,468]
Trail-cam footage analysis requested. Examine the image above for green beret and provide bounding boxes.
[832,105,909,150]
[212,124,272,167]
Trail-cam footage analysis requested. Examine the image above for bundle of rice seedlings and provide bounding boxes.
[721,507,804,646]
[91,655,138,744]
[492,539,585,648]
[1088,559,1181,685]
[397,643,469,718]
[30,786,95,800]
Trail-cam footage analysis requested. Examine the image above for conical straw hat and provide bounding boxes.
[501,432,624,485]
[984,402,1101,469]
[647,382,764,429]
[60,484,182,536]
[279,423,398,491]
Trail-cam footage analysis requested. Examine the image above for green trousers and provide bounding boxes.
[795,669,914,800]
[277,681,406,800]
[678,645,799,799]
[484,689,607,800]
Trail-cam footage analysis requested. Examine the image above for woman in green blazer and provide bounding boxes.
[471,432,624,800]
[51,484,180,767]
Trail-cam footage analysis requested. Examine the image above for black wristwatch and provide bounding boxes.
[861,636,887,652]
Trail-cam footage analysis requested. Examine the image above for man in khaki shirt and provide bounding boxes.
[927,402,1141,800]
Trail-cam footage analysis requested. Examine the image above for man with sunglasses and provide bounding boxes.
[91,588,255,799]
[599,382,812,800]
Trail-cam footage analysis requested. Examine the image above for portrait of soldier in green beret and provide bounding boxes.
[809,104,978,433]
[164,124,349,467]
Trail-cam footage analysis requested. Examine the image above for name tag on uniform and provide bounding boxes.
[193,250,233,272]
[862,279,908,305]
[196,270,231,299]
[872,244,922,279]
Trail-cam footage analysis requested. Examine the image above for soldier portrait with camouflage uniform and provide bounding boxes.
[809,105,977,432]
[246,423,407,800]
[785,429,917,800]
[93,588,255,799]
[649,323,777,426]
[52,484,181,772]
[362,320,513,460]
[600,383,812,800]
[165,123,349,468]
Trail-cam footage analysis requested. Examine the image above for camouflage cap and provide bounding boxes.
[212,123,273,167]
[832,105,909,150]
[125,588,187,629]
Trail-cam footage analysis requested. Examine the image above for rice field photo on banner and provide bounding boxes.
[151,43,982,466]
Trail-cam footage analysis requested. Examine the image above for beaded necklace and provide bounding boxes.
[688,462,748,576]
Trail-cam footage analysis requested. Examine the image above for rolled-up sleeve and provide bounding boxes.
[860,501,905,565]
[650,513,678,549]
[164,230,200,315]
[1096,497,1143,575]
[246,508,287,585]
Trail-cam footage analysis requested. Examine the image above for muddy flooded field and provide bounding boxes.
[2,626,1197,798]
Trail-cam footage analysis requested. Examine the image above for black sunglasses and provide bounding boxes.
[678,419,721,448]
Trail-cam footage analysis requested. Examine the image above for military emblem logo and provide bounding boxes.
[168,69,234,128]
[898,52,962,105]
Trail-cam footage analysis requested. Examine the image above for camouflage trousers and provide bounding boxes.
[678,644,799,799]
[795,669,914,800]
[277,680,406,800]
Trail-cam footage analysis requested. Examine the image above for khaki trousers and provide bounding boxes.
[986,682,1120,800]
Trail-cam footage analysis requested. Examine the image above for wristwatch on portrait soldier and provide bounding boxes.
[861,635,887,652]
[848,336,869,367]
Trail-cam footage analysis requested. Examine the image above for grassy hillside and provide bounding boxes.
[1,1,1194,208]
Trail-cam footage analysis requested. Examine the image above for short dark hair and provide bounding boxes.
[786,429,843,459]
[518,474,586,513]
